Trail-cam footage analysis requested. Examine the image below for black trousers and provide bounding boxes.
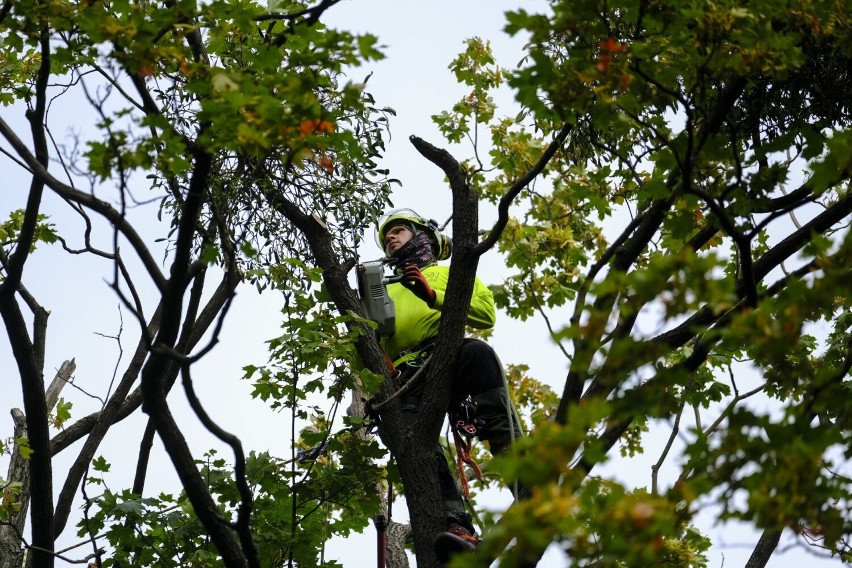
[401,338,520,526]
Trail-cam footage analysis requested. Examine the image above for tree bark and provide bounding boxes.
[1,360,73,568]
[386,521,412,568]
[0,409,30,568]
[744,529,782,568]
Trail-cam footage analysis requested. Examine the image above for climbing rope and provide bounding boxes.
[451,418,484,498]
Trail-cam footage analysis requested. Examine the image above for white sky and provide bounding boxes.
[0,0,844,566]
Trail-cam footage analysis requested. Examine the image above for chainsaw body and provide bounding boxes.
[357,260,401,337]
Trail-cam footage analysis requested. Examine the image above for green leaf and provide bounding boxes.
[15,438,32,460]
[52,398,72,429]
[92,456,111,473]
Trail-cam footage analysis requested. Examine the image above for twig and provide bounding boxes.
[651,401,685,496]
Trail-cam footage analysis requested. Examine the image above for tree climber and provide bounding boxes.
[375,208,524,561]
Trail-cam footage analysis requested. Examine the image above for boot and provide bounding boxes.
[433,514,480,564]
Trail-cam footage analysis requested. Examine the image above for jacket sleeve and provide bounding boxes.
[432,275,496,330]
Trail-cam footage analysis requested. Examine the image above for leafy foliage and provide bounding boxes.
[431,0,852,564]
[1,0,849,565]
[1,0,395,565]
[80,444,385,567]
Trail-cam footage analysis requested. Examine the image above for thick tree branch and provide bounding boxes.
[179,364,259,565]
[751,192,852,283]
[407,134,482,567]
[745,529,783,568]
[0,18,57,567]
[556,196,674,425]
[688,185,760,306]
[700,76,748,145]
[133,144,253,566]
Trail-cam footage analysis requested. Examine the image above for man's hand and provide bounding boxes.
[401,265,436,307]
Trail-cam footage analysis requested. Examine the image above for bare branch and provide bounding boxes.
[179,365,260,567]
[255,0,343,23]
[473,123,573,256]
[0,116,169,292]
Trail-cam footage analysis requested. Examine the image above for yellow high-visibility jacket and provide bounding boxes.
[381,264,496,367]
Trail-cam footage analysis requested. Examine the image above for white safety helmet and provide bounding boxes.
[376,208,452,260]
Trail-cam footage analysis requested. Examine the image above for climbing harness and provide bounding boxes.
[449,395,485,498]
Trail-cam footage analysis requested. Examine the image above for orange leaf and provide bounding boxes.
[318,154,334,174]
[600,36,626,53]
[298,119,319,137]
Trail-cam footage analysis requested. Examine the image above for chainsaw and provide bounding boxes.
[356,259,402,337]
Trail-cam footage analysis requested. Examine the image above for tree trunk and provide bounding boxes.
[0,360,73,568]
[393,429,447,567]
[0,409,29,568]
[350,390,411,568]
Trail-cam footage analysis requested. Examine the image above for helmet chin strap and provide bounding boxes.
[390,230,436,269]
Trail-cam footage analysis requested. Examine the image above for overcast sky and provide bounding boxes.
[0,1,843,566]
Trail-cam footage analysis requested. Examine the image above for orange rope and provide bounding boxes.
[380,348,396,374]
[452,424,483,498]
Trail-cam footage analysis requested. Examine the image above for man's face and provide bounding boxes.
[384,224,413,255]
